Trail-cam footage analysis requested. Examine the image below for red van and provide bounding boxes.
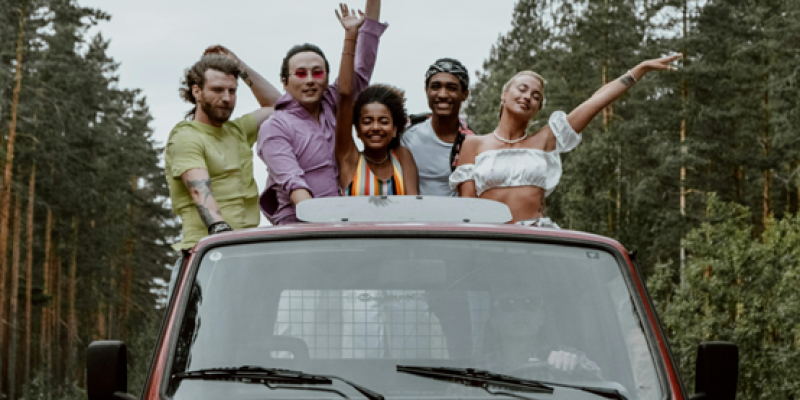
[87,197,738,400]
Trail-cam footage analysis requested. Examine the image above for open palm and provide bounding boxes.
[640,54,682,73]
[336,3,365,32]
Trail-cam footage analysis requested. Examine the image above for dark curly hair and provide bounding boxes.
[179,55,241,119]
[353,84,408,150]
[280,43,330,85]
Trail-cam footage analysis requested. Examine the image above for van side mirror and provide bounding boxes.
[87,341,136,400]
[691,341,738,400]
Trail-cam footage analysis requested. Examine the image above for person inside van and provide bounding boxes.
[481,282,603,379]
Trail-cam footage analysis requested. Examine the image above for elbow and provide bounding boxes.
[338,90,354,100]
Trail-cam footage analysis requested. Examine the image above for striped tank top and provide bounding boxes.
[345,151,405,196]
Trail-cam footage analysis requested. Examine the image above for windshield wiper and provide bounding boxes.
[397,365,553,399]
[174,366,384,400]
[397,365,628,400]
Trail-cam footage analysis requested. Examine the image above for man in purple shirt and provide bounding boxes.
[257,0,386,225]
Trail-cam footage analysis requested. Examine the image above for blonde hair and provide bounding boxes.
[499,71,547,119]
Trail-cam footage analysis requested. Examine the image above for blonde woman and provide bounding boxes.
[450,55,681,225]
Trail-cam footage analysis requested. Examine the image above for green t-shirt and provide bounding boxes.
[165,114,260,250]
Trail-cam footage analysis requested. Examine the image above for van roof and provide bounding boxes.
[191,222,630,256]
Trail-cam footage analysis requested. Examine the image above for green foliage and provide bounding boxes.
[18,373,85,400]
[649,195,800,398]
[468,0,800,396]
[0,0,176,397]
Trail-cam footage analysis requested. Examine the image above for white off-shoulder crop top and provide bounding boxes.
[449,111,581,197]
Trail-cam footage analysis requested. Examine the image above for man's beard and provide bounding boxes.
[199,100,233,125]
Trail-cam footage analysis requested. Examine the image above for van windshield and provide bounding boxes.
[167,238,662,400]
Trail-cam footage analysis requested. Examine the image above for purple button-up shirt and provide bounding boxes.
[257,19,388,225]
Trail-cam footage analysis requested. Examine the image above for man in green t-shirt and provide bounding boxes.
[165,47,280,294]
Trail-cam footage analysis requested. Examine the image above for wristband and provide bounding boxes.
[626,69,638,83]
[208,221,233,235]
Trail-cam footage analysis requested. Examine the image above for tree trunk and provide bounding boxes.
[53,249,61,393]
[762,83,771,231]
[679,0,689,281]
[108,258,117,339]
[0,8,28,390]
[120,177,138,340]
[40,208,52,394]
[602,0,616,233]
[9,194,22,399]
[66,217,78,382]
[24,164,34,386]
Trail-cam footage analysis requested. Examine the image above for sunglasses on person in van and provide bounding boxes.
[495,296,543,312]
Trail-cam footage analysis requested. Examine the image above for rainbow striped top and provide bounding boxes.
[345,151,405,196]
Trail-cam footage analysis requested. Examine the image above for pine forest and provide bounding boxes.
[0,0,799,398]
[0,0,176,398]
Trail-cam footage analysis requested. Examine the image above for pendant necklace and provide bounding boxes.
[364,152,389,165]
[492,130,528,145]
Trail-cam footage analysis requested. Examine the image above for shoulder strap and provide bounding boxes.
[449,119,476,172]
[389,150,405,195]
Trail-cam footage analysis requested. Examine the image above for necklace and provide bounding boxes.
[492,130,528,145]
[364,152,389,165]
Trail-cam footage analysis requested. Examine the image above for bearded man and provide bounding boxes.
[165,47,280,256]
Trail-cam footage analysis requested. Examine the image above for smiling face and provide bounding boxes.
[357,103,397,151]
[426,73,469,118]
[501,74,544,121]
[284,51,329,111]
[193,69,238,126]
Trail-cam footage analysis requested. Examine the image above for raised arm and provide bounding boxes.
[204,45,282,126]
[346,0,386,96]
[335,4,365,190]
[541,54,681,145]
[364,0,380,21]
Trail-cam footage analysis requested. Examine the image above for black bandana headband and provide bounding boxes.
[425,59,469,91]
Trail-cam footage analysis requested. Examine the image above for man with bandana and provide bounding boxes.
[401,58,474,197]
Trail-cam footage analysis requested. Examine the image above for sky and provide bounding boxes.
[80,0,517,225]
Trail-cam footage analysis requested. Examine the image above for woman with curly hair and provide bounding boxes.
[450,54,681,225]
[334,4,419,196]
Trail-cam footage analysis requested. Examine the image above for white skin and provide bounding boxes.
[455,54,682,222]
[183,47,282,228]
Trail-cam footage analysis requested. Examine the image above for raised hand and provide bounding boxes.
[335,3,365,33]
[203,45,244,68]
[638,54,682,74]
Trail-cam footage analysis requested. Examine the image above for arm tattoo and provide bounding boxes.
[187,178,214,203]
[240,71,253,87]
[619,74,636,88]
[196,205,217,227]
[187,178,221,227]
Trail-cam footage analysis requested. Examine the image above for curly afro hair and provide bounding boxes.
[353,84,408,150]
